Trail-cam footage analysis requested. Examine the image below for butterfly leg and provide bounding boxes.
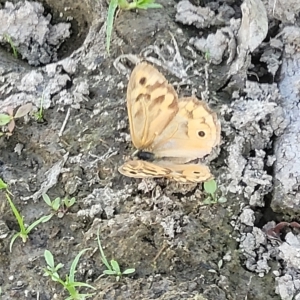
[139,34,188,79]
[113,54,142,74]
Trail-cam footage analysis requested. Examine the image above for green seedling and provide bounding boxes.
[106,0,162,54]
[204,50,210,61]
[203,179,227,205]
[43,194,76,218]
[3,34,18,58]
[6,193,52,252]
[43,194,61,211]
[0,178,13,196]
[0,103,32,136]
[97,227,135,281]
[0,178,8,190]
[34,96,45,122]
[62,196,77,208]
[44,249,96,300]
[118,0,162,9]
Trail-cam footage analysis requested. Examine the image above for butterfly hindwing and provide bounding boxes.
[118,160,213,183]
[150,97,221,159]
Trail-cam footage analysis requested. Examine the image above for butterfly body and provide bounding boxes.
[119,63,221,183]
[136,150,155,162]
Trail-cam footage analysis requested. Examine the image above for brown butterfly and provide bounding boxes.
[118,63,221,183]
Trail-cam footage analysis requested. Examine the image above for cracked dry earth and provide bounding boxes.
[0,0,300,299]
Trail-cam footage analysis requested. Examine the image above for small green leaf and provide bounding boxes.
[68,282,96,289]
[14,103,32,118]
[0,178,8,190]
[136,2,162,9]
[141,3,162,8]
[205,51,210,61]
[122,268,135,274]
[7,119,15,133]
[44,250,55,268]
[204,179,217,195]
[218,196,227,203]
[66,197,76,207]
[218,259,223,269]
[52,198,61,211]
[55,263,64,271]
[44,268,61,282]
[136,0,162,9]
[103,270,116,275]
[110,260,121,273]
[42,194,52,206]
[0,114,12,126]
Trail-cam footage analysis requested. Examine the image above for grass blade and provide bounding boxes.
[6,194,25,231]
[106,0,119,54]
[69,248,91,283]
[26,214,52,233]
[97,227,112,271]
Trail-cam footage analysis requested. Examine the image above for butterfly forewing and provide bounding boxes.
[127,63,179,149]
